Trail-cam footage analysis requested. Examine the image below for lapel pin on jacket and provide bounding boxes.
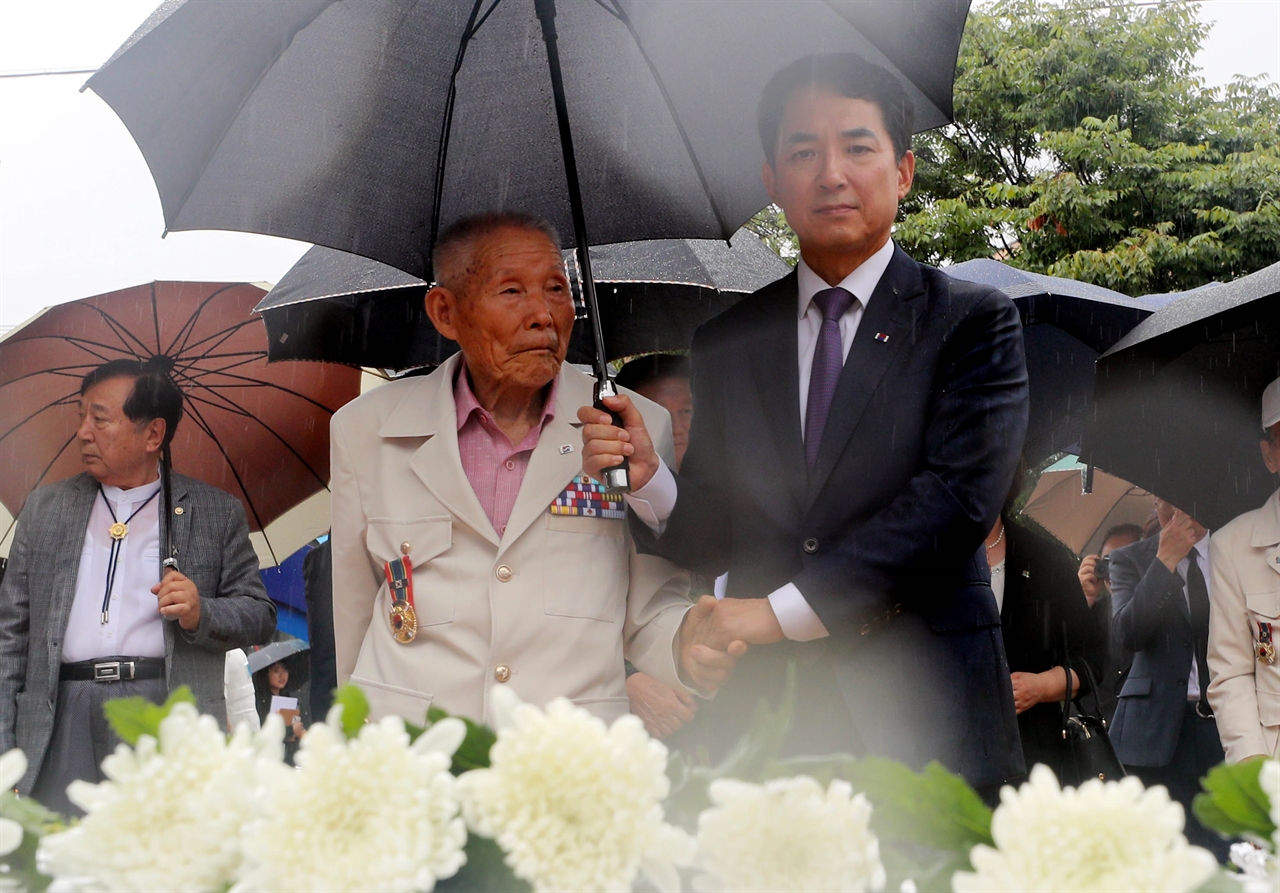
[874,332,890,343]
[560,444,573,454]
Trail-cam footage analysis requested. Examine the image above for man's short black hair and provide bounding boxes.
[1101,523,1143,549]
[757,53,914,164]
[80,358,184,449]
[614,353,690,393]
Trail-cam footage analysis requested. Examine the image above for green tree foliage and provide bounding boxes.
[895,0,1280,295]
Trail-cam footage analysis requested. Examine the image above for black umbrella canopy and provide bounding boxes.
[85,0,970,280]
[256,228,789,369]
[947,259,1154,463]
[1083,261,1280,529]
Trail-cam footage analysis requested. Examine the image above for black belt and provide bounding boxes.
[60,657,165,683]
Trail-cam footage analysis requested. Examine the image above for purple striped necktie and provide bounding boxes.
[805,286,857,470]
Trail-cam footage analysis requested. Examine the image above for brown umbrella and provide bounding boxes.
[1020,457,1152,557]
[0,281,359,559]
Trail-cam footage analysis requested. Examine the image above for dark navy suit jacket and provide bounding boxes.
[634,246,1029,790]
[1109,534,1199,767]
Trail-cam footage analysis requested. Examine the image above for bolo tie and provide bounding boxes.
[98,485,161,624]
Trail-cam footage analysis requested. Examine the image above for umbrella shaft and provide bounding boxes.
[535,0,629,491]
[534,0,607,384]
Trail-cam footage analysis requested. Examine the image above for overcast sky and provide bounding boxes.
[1,0,1277,329]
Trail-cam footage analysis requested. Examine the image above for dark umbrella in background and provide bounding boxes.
[85,0,972,488]
[947,259,1154,463]
[255,228,789,370]
[1082,261,1280,529]
[0,281,361,561]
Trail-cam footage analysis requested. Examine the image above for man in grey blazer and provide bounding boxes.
[0,360,276,815]
[1109,496,1223,856]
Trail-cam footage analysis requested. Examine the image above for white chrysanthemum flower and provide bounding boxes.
[692,775,885,893]
[456,687,693,893]
[1261,760,1280,853]
[953,765,1219,893]
[233,710,468,893]
[0,748,28,856]
[36,703,278,893]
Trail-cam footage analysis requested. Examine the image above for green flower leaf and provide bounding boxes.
[838,757,994,852]
[426,705,496,774]
[103,685,196,747]
[1193,759,1276,841]
[331,684,370,740]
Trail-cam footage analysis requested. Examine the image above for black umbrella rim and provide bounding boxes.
[1104,261,1280,358]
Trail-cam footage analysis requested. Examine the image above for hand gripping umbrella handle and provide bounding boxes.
[594,378,630,493]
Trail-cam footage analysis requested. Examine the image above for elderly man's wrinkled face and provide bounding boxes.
[429,227,574,393]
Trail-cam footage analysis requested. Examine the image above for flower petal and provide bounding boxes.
[0,749,27,791]
[414,717,466,757]
[0,818,22,857]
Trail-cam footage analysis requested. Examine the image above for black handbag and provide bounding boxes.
[1060,657,1127,785]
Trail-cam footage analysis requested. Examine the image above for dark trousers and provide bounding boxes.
[1127,703,1228,861]
[31,678,167,818]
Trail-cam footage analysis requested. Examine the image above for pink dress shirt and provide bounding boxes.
[454,365,558,537]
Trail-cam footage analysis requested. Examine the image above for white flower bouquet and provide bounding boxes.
[0,678,1266,892]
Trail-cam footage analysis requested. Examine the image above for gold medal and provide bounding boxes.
[1259,642,1276,665]
[390,602,418,644]
[109,522,128,540]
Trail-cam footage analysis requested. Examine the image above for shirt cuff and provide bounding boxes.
[624,457,676,534]
[767,583,830,642]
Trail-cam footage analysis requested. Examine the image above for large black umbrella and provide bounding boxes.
[947,259,1153,463]
[255,228,789,369]
[85,0,971,487]
[1081,261,1280,530]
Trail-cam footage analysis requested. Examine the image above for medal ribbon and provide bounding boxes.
[98,485,162,624]
[383,556,415,610]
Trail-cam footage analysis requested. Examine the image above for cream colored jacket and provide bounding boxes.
[330,355,693,727]
[1207,487,1280,761]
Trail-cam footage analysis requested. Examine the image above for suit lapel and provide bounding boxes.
[403,357,500,545]
[748,272,807,512]
[162,474,192,664]
[47,475,98,658]
[805,248,921,509]
[498,373,587,553]
[166,473,192,573]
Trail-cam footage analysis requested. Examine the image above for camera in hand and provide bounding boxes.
[1095,557,1111,582]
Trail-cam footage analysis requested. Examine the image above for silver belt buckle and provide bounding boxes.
[93,661,135,682]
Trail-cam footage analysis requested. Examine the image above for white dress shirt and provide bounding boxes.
[1180,533,1212,701]
[627,240,897,642]
[62,478,167,663]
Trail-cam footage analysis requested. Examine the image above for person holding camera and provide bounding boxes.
[1079,523,1143,720]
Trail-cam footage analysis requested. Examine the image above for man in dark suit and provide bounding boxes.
[1109,497,1223,856]
[0,360,276,815]
[581,54,1028,792]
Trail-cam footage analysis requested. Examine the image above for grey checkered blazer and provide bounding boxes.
[0,472,276,792]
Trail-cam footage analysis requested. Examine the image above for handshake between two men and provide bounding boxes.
[580,393,785,695]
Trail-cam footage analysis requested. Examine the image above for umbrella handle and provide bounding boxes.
[594,378,631,492]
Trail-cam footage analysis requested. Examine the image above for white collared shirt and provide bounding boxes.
[62,478,168,663]
[1180,533,1212,700]
[627,240,896,642]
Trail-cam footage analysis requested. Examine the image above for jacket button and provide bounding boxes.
[400,541,411,555]
[894,603,904,614]
[494,665,511,683]
[803,538,819,554]
[861,623,872,636]
[496,565,513,582]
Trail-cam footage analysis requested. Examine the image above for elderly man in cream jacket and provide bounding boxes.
[1208,377,1280,761]
[330,212,739,727]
